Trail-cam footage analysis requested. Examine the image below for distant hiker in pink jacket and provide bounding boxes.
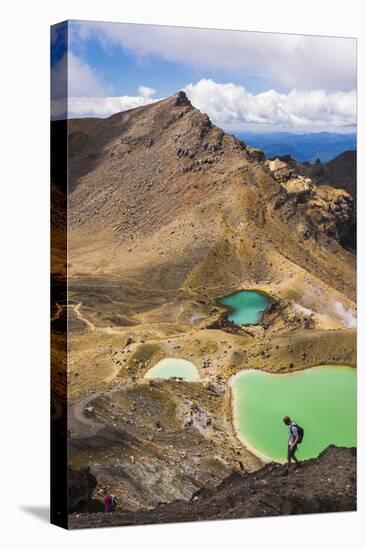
[104,494,118,512]
[103,495,112,513]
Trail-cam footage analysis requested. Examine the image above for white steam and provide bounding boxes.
[294,304,314,317]
[332,301,357,328]
[296,286,356,328]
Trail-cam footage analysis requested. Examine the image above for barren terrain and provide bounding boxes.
[51,92,356,525]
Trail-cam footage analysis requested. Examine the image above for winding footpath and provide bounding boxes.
[51,301,131,335]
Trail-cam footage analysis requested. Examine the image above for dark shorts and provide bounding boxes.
[287,444,298,460]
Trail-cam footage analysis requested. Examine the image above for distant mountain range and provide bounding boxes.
[233,131,356,163]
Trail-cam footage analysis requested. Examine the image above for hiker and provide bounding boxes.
[111,494,118,511]
[103,494,112,513]
[103,493,118,513]
[283,416,304,472]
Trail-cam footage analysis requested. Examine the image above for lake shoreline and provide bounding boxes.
[217,289,273,326]
[229,376,281,464]
[230,365,357,463]
[144,357,200,380]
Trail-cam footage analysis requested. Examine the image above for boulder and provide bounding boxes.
[68,466,97,513]
[247,147,266,162]
[281,176,315,202]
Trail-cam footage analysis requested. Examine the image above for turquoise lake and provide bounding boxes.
[145,358,200,380]
[218,290,271,325]
[231,365,357,461]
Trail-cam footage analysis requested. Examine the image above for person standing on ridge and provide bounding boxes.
[103,492,118,512]
[103,493,112,513]
[283,415,304,473]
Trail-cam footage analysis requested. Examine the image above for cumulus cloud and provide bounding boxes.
[138,85,157,99]
[63,92,159,118]
[51,51,113,118]
[55,78,356,129]
[52,51,111,99]
[184,79,356,130]
[70,21,356,91]
[59,85,157,118]
[67,52,111,97]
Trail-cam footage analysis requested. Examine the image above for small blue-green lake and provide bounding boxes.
[231,365,356,462]
[218,290,271,325]
[145,358,200,380]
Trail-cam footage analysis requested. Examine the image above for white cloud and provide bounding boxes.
[51,98,67,119]
[51,53,67,101]
[51,52,114,118]
[64,93,159,118]
[51,46,159,119]
[54,82,157,119]
[184,79,356,129]
[53,76,356,131]
[63,85,157,118]
[67,52,111,97]
[52,51,112,101]
[70,21,356,91]
[138,85,156,99]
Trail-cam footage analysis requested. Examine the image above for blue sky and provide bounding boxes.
[67,22,287,97]
[51,20,357,132]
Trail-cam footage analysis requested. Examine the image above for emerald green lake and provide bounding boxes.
[218,290,271,325]
[232,365,356,461]
[145,358,200,380]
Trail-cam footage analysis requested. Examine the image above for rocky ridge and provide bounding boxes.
[69,446,356,528]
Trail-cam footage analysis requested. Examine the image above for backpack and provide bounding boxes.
[292,423,304,443]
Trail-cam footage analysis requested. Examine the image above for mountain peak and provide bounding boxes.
[173,90,191,107]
